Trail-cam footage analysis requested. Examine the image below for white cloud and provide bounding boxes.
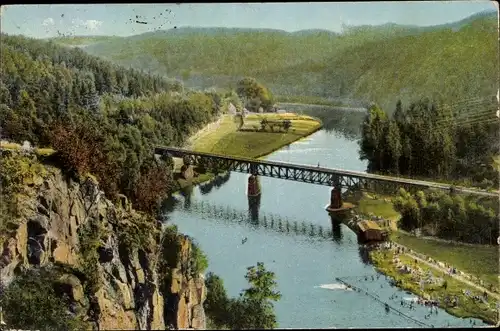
[42,17,55,26]
[71,18,103,31]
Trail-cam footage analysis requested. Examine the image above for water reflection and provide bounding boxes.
[329,214,343,243]
[174,198,336,240]
[248,194,261,222]
[179,185,194,209]
[199,171,232,195]
[293,106,366,140]
[358,244,372,265]
[162,194,179,214]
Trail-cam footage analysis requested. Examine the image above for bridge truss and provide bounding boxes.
[155,147,498,197]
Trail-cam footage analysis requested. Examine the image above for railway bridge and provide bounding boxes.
[155,146,498,209]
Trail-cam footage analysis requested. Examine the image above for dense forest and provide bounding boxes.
[55,10,498,110]
[1,33,284,330]
[393,188,499,246]
[359,97,499,247]
[359,98,499,188]
[0,33,222,212]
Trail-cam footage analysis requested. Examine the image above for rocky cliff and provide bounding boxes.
[0,150,206,330]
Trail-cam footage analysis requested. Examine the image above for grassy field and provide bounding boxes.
[349,191,498,290]
[356,193,400,222]
[370,250,498,325]
[391,231,499,287]
[191,113,322,158]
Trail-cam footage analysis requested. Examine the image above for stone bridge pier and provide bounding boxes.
[247,163,261,197]
[330,186,343,209]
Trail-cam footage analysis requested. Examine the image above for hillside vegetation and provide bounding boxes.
[53,11,498,110]
[0,32,285,330]
[0,33,219,212]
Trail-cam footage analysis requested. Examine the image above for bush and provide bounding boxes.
[132,163,172,213]
[190,240,209,275]
[204,262,281,330]
[1,267,88,331]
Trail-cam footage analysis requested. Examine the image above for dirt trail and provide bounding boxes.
[184,115,225,149]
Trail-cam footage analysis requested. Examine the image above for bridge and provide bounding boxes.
[155,146,498,198]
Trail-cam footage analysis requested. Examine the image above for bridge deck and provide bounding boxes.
[155,146,498,198]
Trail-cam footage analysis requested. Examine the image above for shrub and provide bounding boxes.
[1,267,88,331]
[190,240,209,275]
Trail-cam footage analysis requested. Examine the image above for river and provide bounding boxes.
[162,113,487,328]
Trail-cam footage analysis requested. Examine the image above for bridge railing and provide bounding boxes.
[155,146,498,197]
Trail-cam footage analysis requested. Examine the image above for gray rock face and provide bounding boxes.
[0,152,207,330]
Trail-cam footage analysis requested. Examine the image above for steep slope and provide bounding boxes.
[315,13,498,110]
[0,149,206,330]
[258,12,498,109]
[53,11,497,110]
[0,33,219,331]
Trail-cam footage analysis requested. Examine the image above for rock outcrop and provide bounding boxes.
[0,150,206,330]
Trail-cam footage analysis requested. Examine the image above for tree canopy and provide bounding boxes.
[1,267,88,331]
[204,262,282,329]
[0,33,222,212]
[236,77,274,112]
[359,98,498,188]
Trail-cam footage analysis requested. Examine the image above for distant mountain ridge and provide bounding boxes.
[50,10,498,111]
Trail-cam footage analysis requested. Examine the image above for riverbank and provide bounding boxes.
[173,113,322,189]
[369,244,499,325]
[347,191,498,288]
[192,113,322,158]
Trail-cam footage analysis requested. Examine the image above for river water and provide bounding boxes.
[163,123,488,328]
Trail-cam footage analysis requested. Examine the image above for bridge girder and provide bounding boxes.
[180,153,367,188]
[156,147,497,197]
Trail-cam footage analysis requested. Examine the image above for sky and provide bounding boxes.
[0,1,497,39]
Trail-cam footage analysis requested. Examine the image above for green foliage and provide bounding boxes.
[205,262,281,330]
[236,77,274,112]
[0,154,46,246]
[77,215,104,295]
[190,240,209,275]
[359,98,498,187]
[242,262,282,303]
[204,272,231,327]
[116,212,159,257]
[0,33,222,212]
[393,188,498,245]
[1,267,88,331]
[58,13,497,109]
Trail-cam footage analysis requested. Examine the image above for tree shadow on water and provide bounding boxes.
[199,171,231,195]
[358,244,372,265]
[179,185,194,209]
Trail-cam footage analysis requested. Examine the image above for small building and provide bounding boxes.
[276,109,287,114]
[357,220,386,242]
[258,106,264,113]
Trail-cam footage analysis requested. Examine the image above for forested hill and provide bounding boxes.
[53,10,498,111]
[0,33,221,211]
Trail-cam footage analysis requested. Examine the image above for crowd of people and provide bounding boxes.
[370,241,499,317]
[373,241,498,294]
